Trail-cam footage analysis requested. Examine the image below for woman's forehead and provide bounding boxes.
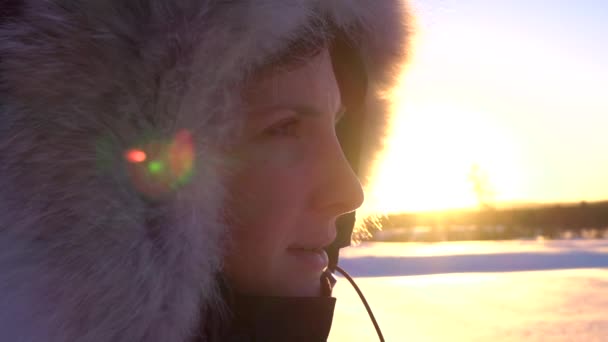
[245,49,342,116]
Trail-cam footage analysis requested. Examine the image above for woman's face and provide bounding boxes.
[223,48,364,297]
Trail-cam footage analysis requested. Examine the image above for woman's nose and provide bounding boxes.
[313,137,365,217]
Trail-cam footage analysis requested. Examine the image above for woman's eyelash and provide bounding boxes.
[264,118,300,137]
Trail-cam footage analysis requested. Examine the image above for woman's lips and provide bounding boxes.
[286,247,329,272]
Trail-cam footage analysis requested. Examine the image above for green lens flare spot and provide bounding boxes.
[148,160,164,174]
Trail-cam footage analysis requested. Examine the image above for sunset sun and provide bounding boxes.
[361,102,524,215]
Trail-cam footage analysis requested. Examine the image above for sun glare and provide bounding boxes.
[362,102,523,215]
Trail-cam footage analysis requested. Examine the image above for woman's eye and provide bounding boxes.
[264,118,300,138]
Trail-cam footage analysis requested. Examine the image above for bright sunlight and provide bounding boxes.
[363,101,523,214]
[358,0,608,216]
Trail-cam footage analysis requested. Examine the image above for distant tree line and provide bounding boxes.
[371,201,608,242]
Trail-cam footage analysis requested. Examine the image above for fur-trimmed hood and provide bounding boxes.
[0,1,410,341]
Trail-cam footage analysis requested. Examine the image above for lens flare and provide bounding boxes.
[148,160,164,174]
[125,149,147,163]
[123,129,195,199]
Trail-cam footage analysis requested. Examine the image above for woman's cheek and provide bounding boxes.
[249,140,305,167]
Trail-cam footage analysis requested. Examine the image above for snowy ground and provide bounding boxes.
[329,240,608,341]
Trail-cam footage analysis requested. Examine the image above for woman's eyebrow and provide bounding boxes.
[290,104,347,122]
[249,103,346,122]
[335,105,347,123]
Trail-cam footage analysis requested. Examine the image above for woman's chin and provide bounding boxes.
[276,277,321,297]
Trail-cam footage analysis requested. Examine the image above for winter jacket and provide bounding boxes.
[0,1,410,341]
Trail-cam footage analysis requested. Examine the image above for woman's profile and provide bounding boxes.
[0,1,410,340]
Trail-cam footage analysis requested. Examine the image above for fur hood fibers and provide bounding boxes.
[0,1,410,341]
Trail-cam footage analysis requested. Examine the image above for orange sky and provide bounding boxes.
[363,0,608,214]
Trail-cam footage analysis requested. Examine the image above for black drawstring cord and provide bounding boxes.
[335,266,385,342]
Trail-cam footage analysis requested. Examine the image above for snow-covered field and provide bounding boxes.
[329,240,608,341]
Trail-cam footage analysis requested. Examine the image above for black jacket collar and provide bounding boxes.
[201,272,337,341]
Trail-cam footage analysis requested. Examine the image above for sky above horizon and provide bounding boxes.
[363,0,608,214]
